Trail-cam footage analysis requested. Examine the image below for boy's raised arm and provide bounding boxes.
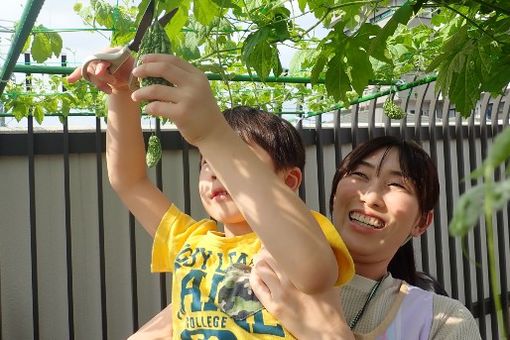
[131,54,339,293]
[67,52,171,236]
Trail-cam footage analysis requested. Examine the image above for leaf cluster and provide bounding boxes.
[1,76,106,124]
[21,24,63,63]
[5,0,510,120]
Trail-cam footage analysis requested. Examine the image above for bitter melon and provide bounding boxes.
[383,97,406,120]
[138,20,173,88]
[146,134,162,168]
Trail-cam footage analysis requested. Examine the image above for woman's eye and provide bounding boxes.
[389,181,406,189]
[351,171,367,179]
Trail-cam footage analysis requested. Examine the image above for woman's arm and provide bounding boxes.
[250,249,354,340]
[127,303,173,340]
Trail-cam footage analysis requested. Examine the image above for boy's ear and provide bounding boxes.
[411,210,434,237]
[283,167,302,191]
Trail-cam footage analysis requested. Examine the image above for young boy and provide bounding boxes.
[69,52,354,338]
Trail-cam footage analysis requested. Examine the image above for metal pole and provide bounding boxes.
[0,0,46,95]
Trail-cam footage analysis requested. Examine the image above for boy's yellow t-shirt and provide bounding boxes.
[152,204,354,339]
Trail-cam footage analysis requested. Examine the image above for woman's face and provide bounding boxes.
[332,147,424,273]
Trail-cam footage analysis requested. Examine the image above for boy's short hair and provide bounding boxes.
[222,106,305,172]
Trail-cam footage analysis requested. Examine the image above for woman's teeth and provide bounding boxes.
[349,212,384,229]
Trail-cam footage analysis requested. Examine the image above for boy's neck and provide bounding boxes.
[223,221,254,238]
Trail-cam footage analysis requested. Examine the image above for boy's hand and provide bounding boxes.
[130,54,228,146]
[67,47,134,94]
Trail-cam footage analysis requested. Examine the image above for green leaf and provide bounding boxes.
[48,31,63,57]
[34,105,44,125]
[325,54,350,103]
[448,48,480,117]
[31,32,52,63]
[345,43,373,96]
[12,101,29,121]
[482,56,510,94]
[297,0,307,12]
[272,50,283,77]
[310,52,329,84]
[471,127,510,178]
[242,29,275,80]
[450,178,510,237]
[429,25,486,117]
[449,184,485,237]
[22,35,32,53]
[175,32,201,60]
[211,0,241,10]
[194,0,220,25]
[370,1,414,62]
[251,41,273,79]
[73,2,82,12]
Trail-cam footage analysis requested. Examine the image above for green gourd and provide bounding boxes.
[146,134,162,168]
[138,20,173,88]
[383,97,406,120]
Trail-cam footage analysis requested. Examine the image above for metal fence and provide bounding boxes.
[1,82,510,339]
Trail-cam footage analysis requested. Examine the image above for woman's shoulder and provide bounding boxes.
[400,282,482,339]
[431,293,476,318]
[402,281,476,323]
[429,292,482,339]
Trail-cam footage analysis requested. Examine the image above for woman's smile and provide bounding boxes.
[348,211,385,230]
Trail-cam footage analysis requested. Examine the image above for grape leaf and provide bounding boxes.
[31,32,52,63]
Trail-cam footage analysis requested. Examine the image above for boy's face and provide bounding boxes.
[199,143,284,229]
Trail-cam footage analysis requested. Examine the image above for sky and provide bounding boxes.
[1,0,111,66]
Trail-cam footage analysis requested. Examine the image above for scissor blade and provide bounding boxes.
[128,0,156,52]
[158,7,179,28]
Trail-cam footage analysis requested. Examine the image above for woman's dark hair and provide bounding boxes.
[329,135,440,286]
[415,271,449,296]
[222,106,305,172]
[389,240,448,295]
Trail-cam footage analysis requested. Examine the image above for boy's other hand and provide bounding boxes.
[67,47,134,94]
[131,54,228,146]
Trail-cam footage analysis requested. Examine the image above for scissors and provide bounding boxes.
[81,0,178,82]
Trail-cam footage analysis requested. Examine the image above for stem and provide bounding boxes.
[194,47,241,63]
[484,170,507,339]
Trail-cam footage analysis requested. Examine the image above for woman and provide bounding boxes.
[250,136,481,339]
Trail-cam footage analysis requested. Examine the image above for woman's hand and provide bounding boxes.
[67,47,135,94]
[250,249,354,340]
